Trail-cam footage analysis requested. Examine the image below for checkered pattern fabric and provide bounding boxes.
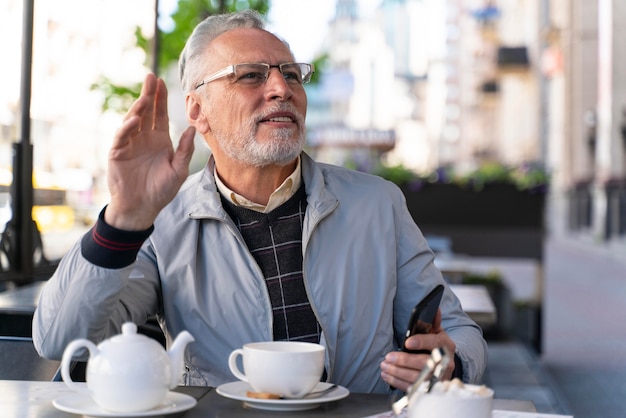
[221,185,321,343]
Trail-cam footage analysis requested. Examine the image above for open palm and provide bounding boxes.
[105,74,195,231]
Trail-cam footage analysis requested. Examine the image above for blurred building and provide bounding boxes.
[306,0,626,252]
[546,0,626,248]
[2,0,625,258]
[305,0,398,171]
[0,0,156,264]
[0,0,155,223]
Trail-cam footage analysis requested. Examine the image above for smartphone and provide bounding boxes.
[402,284,445,354]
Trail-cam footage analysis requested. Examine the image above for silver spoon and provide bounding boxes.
[302,384,339,398]
[279,384,339,399]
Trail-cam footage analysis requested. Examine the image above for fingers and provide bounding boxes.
[172,126,196,177]
[407,334,455,358]
[122,74,156,124]
[140,73,157,132]
[121,73,165,131]
[404,311,453,353]
[135,74,171,134]
[110,116,141,156]
[154,78,170,131]
[381,343,458,391]
[385,327,457,390]
[381,371,412,392]
[381,351,457,391]
[404,333,433,352]
[381,351,429,391]
[114,75,155,149]
[114,74,170,149]
[141,72,157,93]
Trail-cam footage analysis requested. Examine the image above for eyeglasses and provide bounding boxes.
[194,62,314,90]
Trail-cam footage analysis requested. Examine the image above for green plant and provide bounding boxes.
[510,162,551,192]
[372,164,422,186]
[455,162,513,190]
[374,161,549,193]
[90,77,142,113]
[462,271,503,286]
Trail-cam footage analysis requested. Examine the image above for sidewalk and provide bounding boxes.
[484,340,569,414]
[484,236,626,417]
[540,236,626,417]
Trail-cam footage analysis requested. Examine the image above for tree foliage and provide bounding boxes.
[154,0,270,75]
[92,0,270,113]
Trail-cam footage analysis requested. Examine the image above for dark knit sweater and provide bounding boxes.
[221,184,321,343]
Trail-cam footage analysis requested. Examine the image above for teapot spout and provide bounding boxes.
[167,330,195,389]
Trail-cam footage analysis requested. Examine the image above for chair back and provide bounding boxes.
[0,336,61,381]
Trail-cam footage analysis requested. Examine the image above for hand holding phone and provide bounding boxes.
[402,284,444,354]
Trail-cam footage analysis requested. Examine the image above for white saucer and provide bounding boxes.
[52,391,197,417]
[216,381,349,411]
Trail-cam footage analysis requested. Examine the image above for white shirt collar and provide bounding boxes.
[214,156,302,213]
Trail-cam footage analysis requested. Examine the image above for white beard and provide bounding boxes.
[213,107,306,167]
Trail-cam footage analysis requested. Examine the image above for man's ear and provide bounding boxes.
[185,93,210,134]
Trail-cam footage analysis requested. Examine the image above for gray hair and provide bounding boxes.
[178,9,291,92]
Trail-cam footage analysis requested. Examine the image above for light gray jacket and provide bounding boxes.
[33,153,486,393]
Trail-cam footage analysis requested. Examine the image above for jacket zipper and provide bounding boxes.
[222,216,275,339]
[301,199,339,382]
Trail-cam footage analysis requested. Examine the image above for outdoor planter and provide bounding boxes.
[399,182,546,259]
[401,182,545,228]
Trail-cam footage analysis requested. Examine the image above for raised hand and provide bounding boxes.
[105,73,196,231]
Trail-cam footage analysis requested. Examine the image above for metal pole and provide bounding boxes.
[13,0,36,280]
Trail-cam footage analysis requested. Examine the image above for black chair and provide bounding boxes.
[0,336,61,381]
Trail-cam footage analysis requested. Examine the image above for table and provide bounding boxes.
[0,281,45,314]
[449,284,497,327]
[0,380,536,418]
[435,255,542,303]
[0,281,45,337]
[0,281,499,336]
[0,281,164,345]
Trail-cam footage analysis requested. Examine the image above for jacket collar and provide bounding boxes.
[186,153,338,220]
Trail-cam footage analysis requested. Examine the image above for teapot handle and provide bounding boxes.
[61,339,97,395]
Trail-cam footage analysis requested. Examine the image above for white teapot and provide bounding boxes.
[60,322,194,413]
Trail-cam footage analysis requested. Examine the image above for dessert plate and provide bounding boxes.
[52,391,197,417]
[216,381,349,411]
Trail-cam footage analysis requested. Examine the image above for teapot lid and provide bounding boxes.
[110,322,153,344]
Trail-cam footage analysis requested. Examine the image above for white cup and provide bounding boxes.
[228,341,325,399]
[408,383,494,418]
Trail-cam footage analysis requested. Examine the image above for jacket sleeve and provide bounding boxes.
[32,214,161,360]
[392,186,488,384]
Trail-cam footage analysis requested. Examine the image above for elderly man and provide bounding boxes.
[33,10,486,393]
